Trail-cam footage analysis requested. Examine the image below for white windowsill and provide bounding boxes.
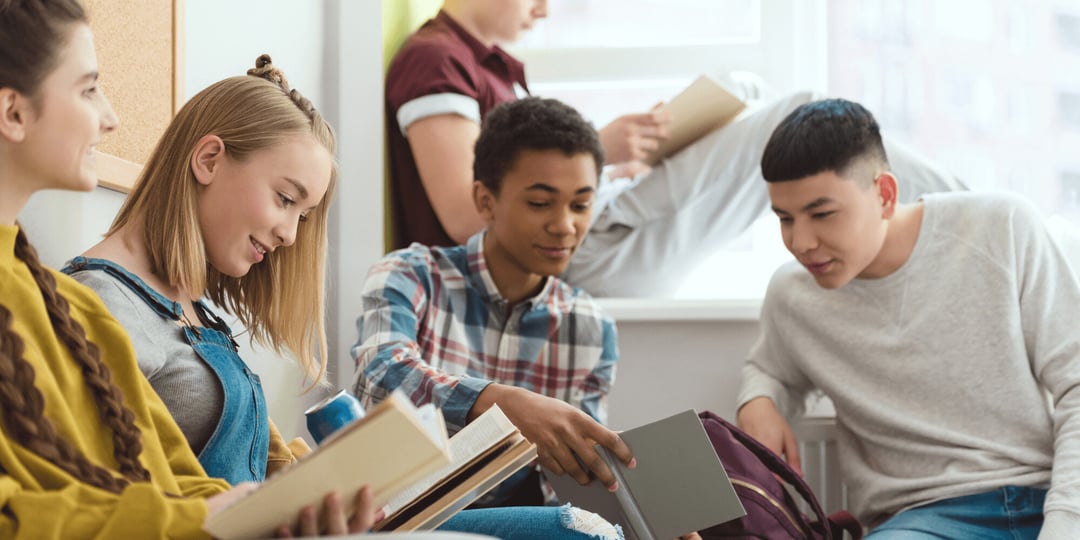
[596,298,763,322]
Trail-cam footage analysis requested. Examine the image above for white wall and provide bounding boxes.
[606,313,833,430]
[324,0,387,406]
[182,1,327,103]
[17,188,125,267]
[607,319,760,430]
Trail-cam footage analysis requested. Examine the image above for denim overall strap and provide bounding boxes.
[61,257,270,484]
[181,321,269,484]
[62,256,184,320]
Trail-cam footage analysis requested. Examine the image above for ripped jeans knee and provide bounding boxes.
[437,504,623,539]
[559,503,624,540]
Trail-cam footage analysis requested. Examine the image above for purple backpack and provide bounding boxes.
[697,411,863,540]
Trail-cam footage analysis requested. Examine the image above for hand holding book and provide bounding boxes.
[548,410,746,540]
[641,74,746,166]
[469,383,634,490]
[599,74,748,179]
[203,392,451,539]
[599,102,673,174]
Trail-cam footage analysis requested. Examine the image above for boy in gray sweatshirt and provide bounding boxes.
[736,98,1080,539]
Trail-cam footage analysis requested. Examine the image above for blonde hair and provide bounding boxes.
[109,55,336,387]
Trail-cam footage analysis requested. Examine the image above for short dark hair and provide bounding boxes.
[474,97,604,193]
[761,98,888,184]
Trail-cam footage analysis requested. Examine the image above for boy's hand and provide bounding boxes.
[472,384,635,490]
[599,102,672,166]
[736,397,802,475]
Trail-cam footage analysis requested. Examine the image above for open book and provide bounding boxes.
[374,405,538,531]
[546,410,746,540]
[643,74,747,166]
[203,392,450,540]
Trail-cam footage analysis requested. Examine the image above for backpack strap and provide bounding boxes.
[699,411,838,539]
[822,510,863,540]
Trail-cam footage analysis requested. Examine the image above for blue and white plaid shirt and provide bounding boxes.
[351,232,618,433]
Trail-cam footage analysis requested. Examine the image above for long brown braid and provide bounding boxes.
[0,228,150,493]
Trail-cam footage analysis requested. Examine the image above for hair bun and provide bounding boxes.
[247,53,289,88]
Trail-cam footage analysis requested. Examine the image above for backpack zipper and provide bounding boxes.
[730,478,806,536]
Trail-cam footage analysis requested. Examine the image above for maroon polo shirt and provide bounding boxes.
[385,10,528,249]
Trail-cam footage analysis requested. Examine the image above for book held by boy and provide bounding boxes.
[546,409,746,540]
[643,74,747,166]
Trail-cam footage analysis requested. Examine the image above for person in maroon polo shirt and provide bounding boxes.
[385,0,968,297]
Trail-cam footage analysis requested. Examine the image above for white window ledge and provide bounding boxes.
[596,298,763,322]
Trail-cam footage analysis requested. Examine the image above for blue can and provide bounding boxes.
[304,389,366,444]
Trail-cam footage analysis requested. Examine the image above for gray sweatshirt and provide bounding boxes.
[738,192,1080,535]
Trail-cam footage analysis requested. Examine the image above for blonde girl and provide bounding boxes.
[66,53,335,488]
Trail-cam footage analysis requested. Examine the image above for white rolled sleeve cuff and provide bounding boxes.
[397,93,481,136]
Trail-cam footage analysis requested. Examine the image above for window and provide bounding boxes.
[829,0,1080,220]
[519,0,760,49]
[511,0,825,127]
[516,0,1080,299]
[511,0,825,299]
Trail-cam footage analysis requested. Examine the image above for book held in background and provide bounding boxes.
[546,409,746,540]
[203,391,534,539]
[643,74,747,167]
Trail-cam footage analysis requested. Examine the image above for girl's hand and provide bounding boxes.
[275,485,385,537]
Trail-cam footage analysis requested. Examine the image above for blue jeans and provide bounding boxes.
[867,486,1047,539]
[438,505,624,540]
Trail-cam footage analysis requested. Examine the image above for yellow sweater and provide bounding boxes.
[0,225,230,539]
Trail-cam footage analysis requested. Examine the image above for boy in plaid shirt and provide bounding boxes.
[352,97,634,506]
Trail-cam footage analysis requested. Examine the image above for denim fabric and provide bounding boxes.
[61,257,269,484]
[438,505,623,540]
[867,486,1046,539]
[183,319,269,483]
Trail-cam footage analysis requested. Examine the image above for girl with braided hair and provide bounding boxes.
[1,1,379,537]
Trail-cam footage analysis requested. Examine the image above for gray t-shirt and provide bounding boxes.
[69,268,224,455]
[738,192,1080,530]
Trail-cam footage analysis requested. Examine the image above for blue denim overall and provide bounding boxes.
[62,257,269,484]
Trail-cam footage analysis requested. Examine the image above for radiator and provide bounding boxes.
[793,417,847,514]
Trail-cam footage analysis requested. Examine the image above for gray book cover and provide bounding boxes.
[547,410,746,540]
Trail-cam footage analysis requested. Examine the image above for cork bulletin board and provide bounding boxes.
[84,0,183,192]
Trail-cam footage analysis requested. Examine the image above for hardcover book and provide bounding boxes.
[546,409,746,540]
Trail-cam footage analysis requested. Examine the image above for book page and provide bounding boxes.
[415,403,448,444]
[381,434,538,531]
[384,405,516,513]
